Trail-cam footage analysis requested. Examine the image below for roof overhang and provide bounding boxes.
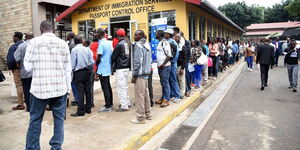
[198,1,245,33]
[55,0,89,22]
[55,0,201,22]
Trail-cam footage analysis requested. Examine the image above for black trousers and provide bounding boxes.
[148,70,153,105]
[21,77,32,111]
[260,64,270,86]
[90,70,95,105]
[73,69,92,114]
[99,75,113,108]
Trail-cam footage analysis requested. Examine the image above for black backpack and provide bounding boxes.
[161,40,177,60]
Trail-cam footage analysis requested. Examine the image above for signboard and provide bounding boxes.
[150,18,167,62]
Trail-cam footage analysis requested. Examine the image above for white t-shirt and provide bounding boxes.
[157,40,172,67]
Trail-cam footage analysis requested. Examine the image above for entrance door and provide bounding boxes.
[129,20,138,42]
[110,21,130,39]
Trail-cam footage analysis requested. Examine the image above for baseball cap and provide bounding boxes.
[117,28,126,37]
[164,28,174,35]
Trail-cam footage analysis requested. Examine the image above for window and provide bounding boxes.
[199,16,206,40]
[148,10,176,40]
[207,20,212,38]
[213,22,217,37]
[188,12,197,40]
[78,20,95,40]
[218,24,221,37]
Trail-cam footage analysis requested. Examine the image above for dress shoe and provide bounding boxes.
[71,101,78,106]
[71,113,85,117]
[85,108,92,114]
[12,104,25,110]
[293,89,297,92]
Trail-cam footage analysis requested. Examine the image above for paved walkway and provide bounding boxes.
[0,68,212,150]
[190,61,300,150]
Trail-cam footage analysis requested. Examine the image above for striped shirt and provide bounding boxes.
[14,40,32,78]
[24,33,72,99]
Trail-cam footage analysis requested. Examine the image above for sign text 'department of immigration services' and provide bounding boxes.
[77,0,173,19]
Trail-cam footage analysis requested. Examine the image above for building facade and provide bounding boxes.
[56,0,244,42]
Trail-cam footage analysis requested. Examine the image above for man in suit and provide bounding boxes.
[256,38,275,91]
[272,37,282,67]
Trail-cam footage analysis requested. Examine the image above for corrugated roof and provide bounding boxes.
[246,22,300,30]
[245,29,284,36]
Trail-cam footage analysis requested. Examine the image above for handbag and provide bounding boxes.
[0,71,5,82]
[208,57,213,67]
[188,62,195,72]
[197,52,208,65]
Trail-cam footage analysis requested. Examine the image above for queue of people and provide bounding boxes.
[5,20,299,149]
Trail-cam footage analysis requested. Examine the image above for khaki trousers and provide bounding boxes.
[135,77,151,121]
[12,69,24,105]
[176,68,186,96]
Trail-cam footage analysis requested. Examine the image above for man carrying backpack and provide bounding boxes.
[164,29,181,103]
[155,30,172,108]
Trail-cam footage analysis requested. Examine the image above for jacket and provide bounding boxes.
[177,45,187,69]
[111,38,130,70]
[256,43,275,65]
[132,38,152,77]
[285,47,300,65]
[7,40,23,70]
[185,40,191,61]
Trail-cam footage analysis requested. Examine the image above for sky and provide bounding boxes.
[207,0,283,8]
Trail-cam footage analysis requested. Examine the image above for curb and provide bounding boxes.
[117,62,243,150]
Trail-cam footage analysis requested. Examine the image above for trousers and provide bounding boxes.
[99,75,113,108]
[73,69,92,114]
[260,64,270,86]
[26,94,67,150]
[135,77,151,121]
[287,64,299,90]
[21,77,32,111]
[176,68,186,96]
[115,68,130,109]
[12,69,24,105]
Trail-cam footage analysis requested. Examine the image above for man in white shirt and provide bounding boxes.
[154,30,172,108]
[24,21,72,150]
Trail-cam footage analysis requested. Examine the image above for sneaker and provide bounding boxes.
[116,108,129,112]
[12,104,25,110]
[247,68,250,71]
[250,69,252,72]
[173,98,181,103]
[155,99,163,104]
[146,115,152,120]
[98,107,112,113]
[288,86,293,89]
[160,100,170,108]
[131,119,145,124]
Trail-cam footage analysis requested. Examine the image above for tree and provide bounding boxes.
[218,2,264,29]
[285,0,300,16]
[264,0,299,22]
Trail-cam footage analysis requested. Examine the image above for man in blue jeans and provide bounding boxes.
[164,29,181,102]
[24,21,72,150]
[155,30,172,108]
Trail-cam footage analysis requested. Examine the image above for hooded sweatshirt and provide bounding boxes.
[132,38,152,77]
